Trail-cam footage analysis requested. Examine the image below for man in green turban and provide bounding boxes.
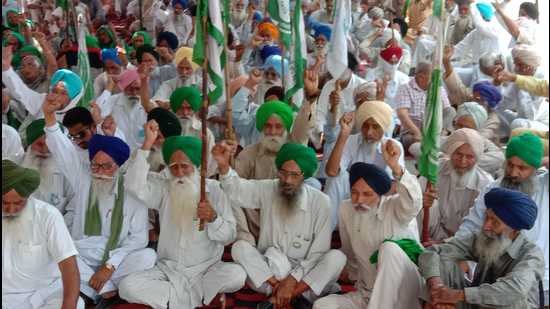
[119,120,246,308]
[213,141,345,309]
[2,159,84,309]
[20,119,71,213]
[96,25,117,49]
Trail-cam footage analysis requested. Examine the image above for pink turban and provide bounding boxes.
[117,69,140,91]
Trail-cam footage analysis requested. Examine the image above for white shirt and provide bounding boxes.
[2,124,24,164]
[339,169,422,292]
[2,198,78,293]
[44,123,149,269]
[340,135,405,177]
[150,75,201,103]
[456,171,550,290]
[220,169,333,282]
[162,11,193,47]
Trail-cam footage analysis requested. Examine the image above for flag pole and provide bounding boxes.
[222,7,236,142]
[198,3,209,231]
[138,0,144,30]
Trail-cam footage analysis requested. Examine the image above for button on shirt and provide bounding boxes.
[2,198,78,293]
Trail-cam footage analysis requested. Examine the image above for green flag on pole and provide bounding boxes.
[56,0,68,10]
[76,14,93,108]
[266,0,292,49]
[284,0,307,105]
[192,0,225,104]
[417,0,447,186]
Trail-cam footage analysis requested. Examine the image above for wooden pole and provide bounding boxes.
[198,6,209,231]
[421,181,433,244]
[138,0,144,31]
[222,14,236,142]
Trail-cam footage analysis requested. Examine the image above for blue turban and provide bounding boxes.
[312,22,332,41]
[260,45,282,63]
[101,48,121,66]
[172,0,187,8]
[485,188,538,231]
[157,31,179,51]
[473,81,502,108]
[50,69,83,100]
[349,162,392,196]
[253,11,264,22]
[88,134,130,167]
[262,55,289,78]
[476,3,494,21]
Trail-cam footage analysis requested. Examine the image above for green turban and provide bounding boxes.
[26,119,63,146]
[2,31,25,48]
[2,160,40,197]
[12,45,43,69]
[85,35,100,49]
[255,100,294,132]
[170,86,202,113]
[162,136,203,167]
[275,143,318,179]
[96,25,117,49]
[131,31,153,46]
[506,132,543,168]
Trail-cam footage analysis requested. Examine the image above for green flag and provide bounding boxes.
[56,0,68,11]
[284,0,307,105]
[192,0,225,104]
[76,15,93,108]
[417,0,447,185]
[266,0,292,49]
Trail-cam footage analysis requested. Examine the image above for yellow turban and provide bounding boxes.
[355,100,393,133]
[174,47,199,70]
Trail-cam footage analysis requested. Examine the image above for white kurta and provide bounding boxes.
[324,135,405,229]
[119,149,245,309]
[43,123,152,296]
[456,171,550,292]
[221,169,347,297]
[150,75,201,103]
[162,12,194,47]
[2,198,84,309]
[314,169,424,309]
[2,123,24,164]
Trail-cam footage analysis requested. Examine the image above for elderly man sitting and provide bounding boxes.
[314,144,424,309]
[118,123,246,308]
[420,128,494,242]
[452,102,505,177]
[214,142,347,308]
[2,160,84,309]
[420,188,544,308]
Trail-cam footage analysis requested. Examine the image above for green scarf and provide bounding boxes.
[369,238,424,265]
[6,109,21,130]
[84,174,125,263]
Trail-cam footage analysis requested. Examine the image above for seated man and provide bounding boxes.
[2,160,84,309]
[420,188,544,308]
[21,119,73,213]
[324,100,405,229]
[214,142,347,308]
[119,124,245,308]
[314,145,424,309]
[42,97,156,304]
[420,128,494,241]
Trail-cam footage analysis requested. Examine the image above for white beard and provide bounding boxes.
[231,9,247,25]
[22,152,57,184]
[259,131,288,153]
[91,174,115,200]
[314,45,328,56]
[178,115,198,135]
[380,58,400,79]
[474,231,513,267]
[168,172,200,232]
[148,147,166,172]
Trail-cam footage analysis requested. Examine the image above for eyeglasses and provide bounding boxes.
[68,127,91,141]
[90,162,115,171]
[278,169,303,179]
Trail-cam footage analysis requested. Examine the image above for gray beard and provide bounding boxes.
[168,173,200,229]
[278,181,304,211]
[474,231,513,267]
[231,10,247,25]
[148,147,165,172]
[179,116,196,135]
[91,176,115,199]
[499,173,537,197]
[23,152,57,180]
[259,132,288,154]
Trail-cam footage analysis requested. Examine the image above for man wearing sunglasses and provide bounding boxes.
[42,96,156,307]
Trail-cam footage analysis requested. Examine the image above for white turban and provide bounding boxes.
[368,7,384,19]
[355,100,393,133]
[353,81,378,102]
[455,102,488,129]
[511,44,542,68]
[52,7,64,18]
[443,128,484,159]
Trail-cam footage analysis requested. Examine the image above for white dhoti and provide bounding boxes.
[231,240,346,301]
[2,278,85,309]
[314,242,426,309]
[118,260,246,309]
[78,248,157,299]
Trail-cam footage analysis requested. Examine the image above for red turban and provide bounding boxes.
[380,45,403,64]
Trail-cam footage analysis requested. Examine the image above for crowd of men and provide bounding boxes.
[2,0,549,308]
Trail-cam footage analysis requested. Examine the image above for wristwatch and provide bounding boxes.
[104,263,115,271]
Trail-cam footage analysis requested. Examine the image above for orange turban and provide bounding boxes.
[258,22,280,41]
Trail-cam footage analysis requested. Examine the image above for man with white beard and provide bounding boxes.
[214,142,347,309]
[161,0,193,47]
[151,47,200,105]
[21,119,73,214]
[2,160,84,309]
[230,0,254,45]
[42,97,156,306]
[420,188,544,308]
[95,69,148,151]
[307,22,331,77]
[231,100,314,245]
[456,132,549,306]
[118,125,246,308]
[418,129,494,242]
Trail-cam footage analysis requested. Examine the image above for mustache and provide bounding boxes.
[92,173,115,180]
